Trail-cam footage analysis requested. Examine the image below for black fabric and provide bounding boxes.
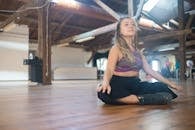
[97,75,177,104]
[138,92,173,105]
[97,92,125,105]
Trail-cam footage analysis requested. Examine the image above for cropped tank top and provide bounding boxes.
[115,51,143,72]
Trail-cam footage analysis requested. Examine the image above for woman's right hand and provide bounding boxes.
[169,82,183,92]
[96,83,111,94]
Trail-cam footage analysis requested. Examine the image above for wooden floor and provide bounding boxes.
[0,79,195,130]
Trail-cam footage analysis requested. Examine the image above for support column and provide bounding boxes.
[178,0,186,80]
[37,1,52,84]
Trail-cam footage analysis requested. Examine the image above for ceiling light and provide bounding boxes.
[57,43,69,47]
[169,19,179,26]
[52,0,77,5]
[158,48,175,52]
[138,42,144,45]
[162,24,172,30]
[75,36,95,43]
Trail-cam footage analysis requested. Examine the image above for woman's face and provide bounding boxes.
[120,18,136,37]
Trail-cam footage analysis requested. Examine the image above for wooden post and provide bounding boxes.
[37,1,52,85]
[178,0,186,80]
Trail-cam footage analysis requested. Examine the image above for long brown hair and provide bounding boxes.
[113,17,139,63]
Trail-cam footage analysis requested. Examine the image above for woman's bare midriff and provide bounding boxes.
[113,70,139,77]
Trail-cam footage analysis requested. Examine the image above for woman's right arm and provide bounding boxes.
[97,45,119,94]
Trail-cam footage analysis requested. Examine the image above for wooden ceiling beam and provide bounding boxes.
[15,0,162,31]
[94,0,120,20]
[20,15,92,31]
[57,21,162,47]
[58,22,117,46]
[139,18,163,30]
[2,12,93,32]
[186,40,195,47]
[111,0,126,6]
[57,0,163,47]
[0,4,29,30]
[141,29,191,42]
[147,50,177,55]
[53,14,73,32]
[144,40,195,52]
[147,49,195,56]
[15,0,116,22]
[185,15,194,29]
[52,14,73,40]
[51,1,116,22]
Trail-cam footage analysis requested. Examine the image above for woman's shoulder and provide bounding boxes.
[111,44,120,51]
[110,45,123,58]
[111,44,117,48]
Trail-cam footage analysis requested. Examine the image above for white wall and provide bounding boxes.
[0,24,29,80]
[29,42,96,79]
[51,46,92,69]
[51,46,97,79]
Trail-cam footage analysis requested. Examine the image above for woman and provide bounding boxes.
[97,17,182,105]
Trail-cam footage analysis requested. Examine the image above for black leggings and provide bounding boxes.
[97,75,177,104]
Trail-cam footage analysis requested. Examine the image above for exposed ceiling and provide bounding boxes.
[0,0,195,58]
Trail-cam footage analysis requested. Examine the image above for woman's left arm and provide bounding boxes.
[141,54,183,91]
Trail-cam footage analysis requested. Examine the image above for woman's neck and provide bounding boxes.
[123,36,132,44]
[123,36,135,51]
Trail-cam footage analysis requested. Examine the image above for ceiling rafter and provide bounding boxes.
[57,0,163,47]
[52,14,73,40]
[141,29,192,42]
[58,22,117,45]
[51,0,116,22]
[94,0,120,20]
[17,15,92,32]
[186,40,195,46]
[0,2,32,30]
[53,14,73,32]
[111,0,126,6]
[4,0,194,53]
[185,15,194,29]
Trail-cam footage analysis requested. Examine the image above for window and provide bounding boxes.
[151,60,160,72]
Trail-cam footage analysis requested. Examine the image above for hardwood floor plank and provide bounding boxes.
[0,79,195,130]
